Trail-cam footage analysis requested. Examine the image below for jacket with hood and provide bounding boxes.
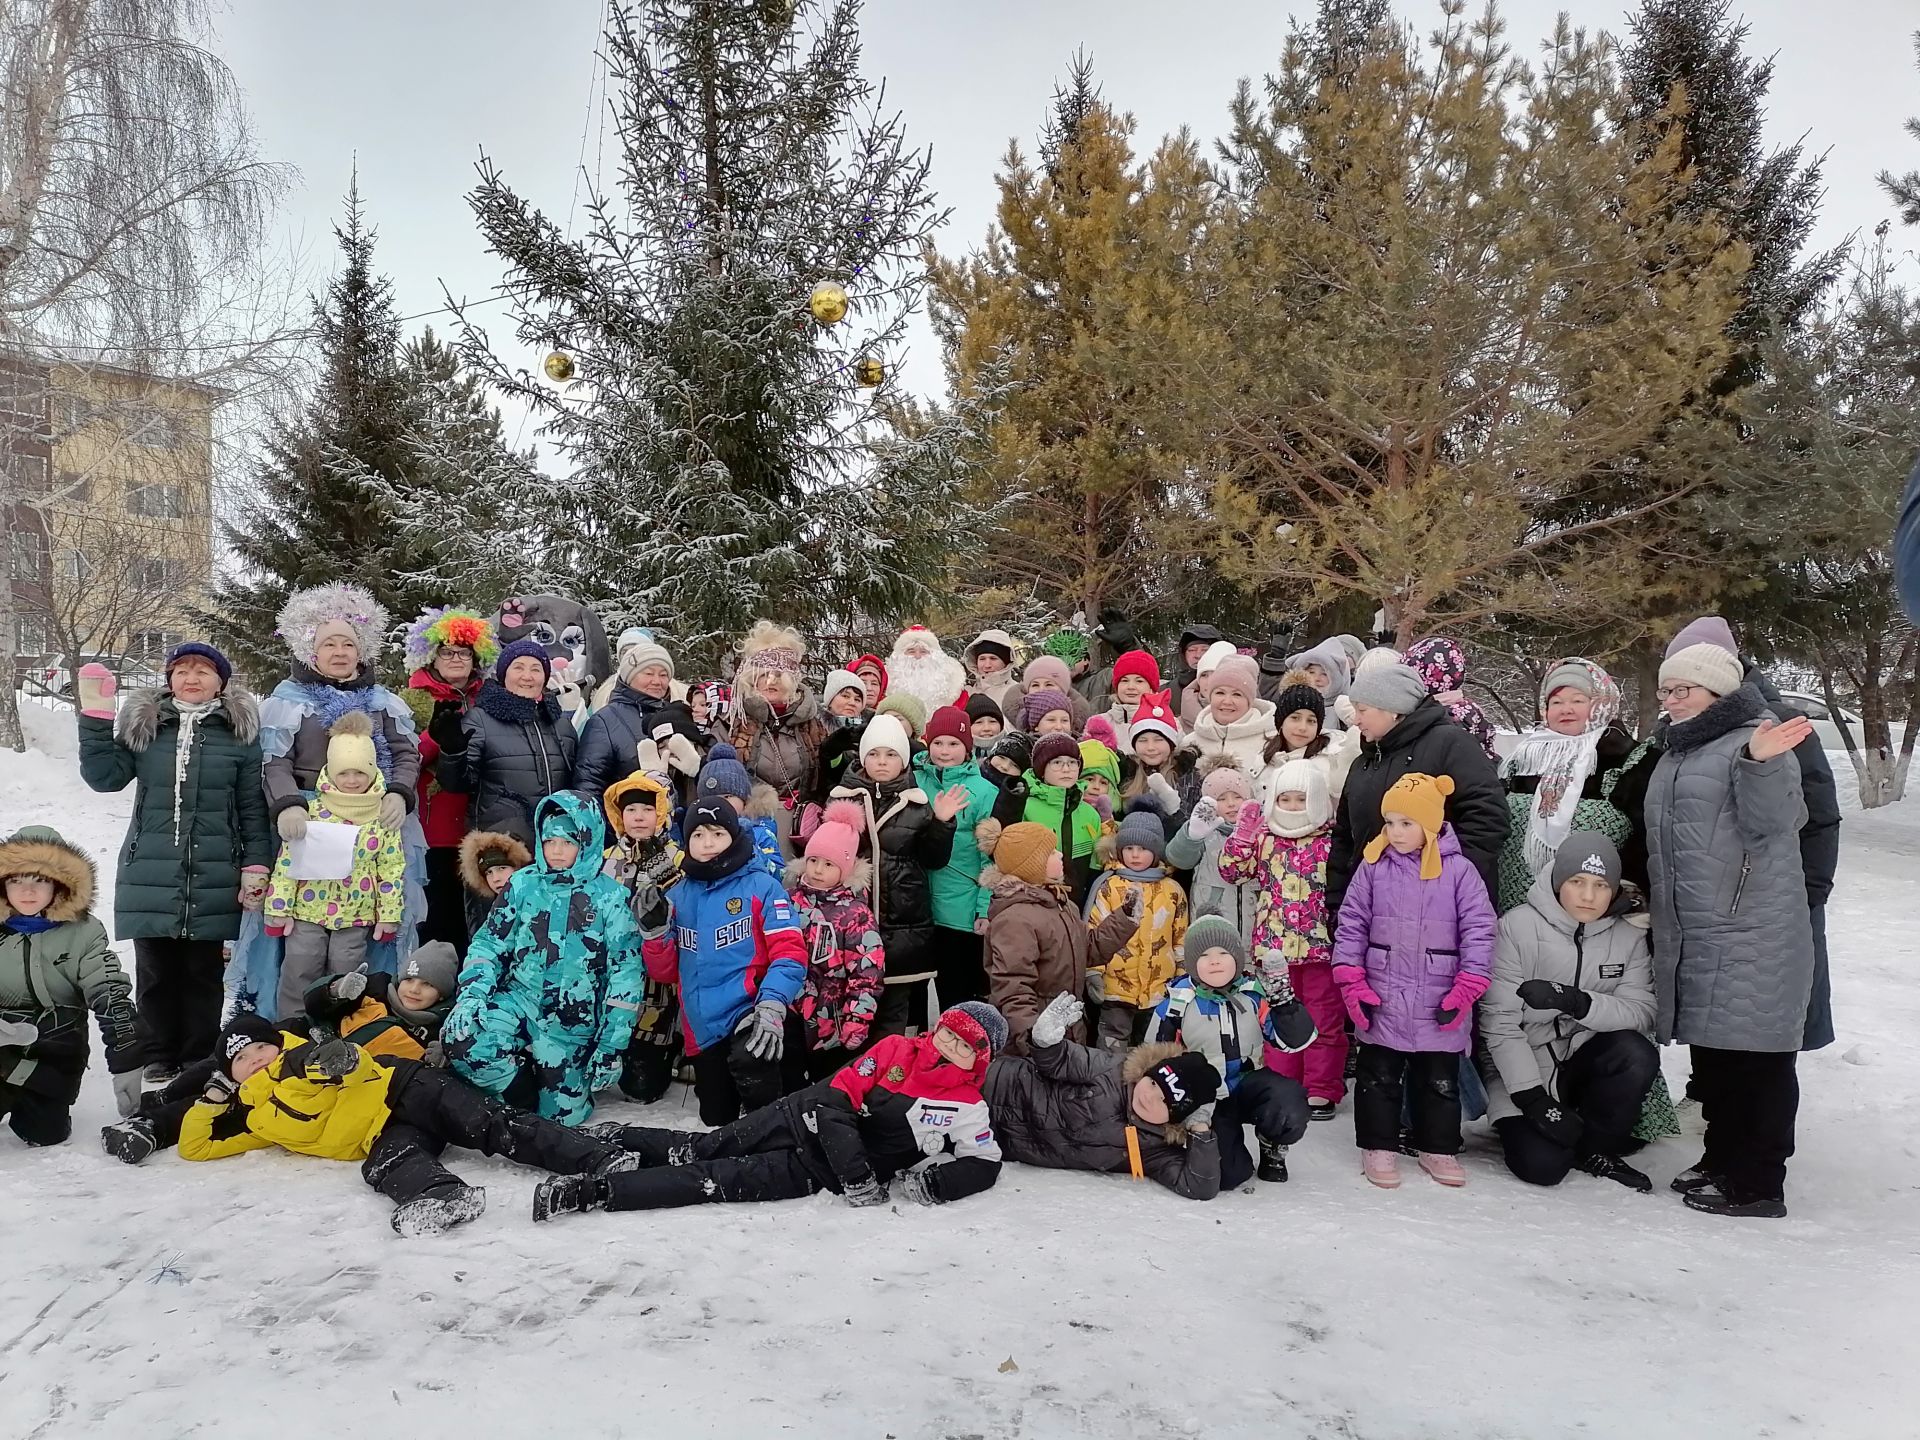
[1328,698,1510,923]
[1182,697,1279,775]
[263,768,406,932]
[1283,641,1352,731]
[1164,808,1261,943]
[989,771,1104,902]
[1330,824,1498,1055]
[572,681,674,808]
[440,680,577,842]
[964,630,1022,714]
[983,1037,1222,1199]
[401,665,483,849]
[301,969,450,1063]
[983,869,1138,1055]
[1084,863,1188,1010]
[0,828,139,1102]
[600,772,685,1054]
[731,687,827,814]
[1645,684,1813,1053]
[1218,824,1334,984]
[787,866,884,1054]
[1148,969,1314,1096]
[259,663,421,821]
[457,829,531,943]
[179,1035,393,1164]
[78,684,273,942]
[831,766,956,983]
[444,792,646,1118]
[1479,869,1656,1123]
[1172,624,1224,727]
[912,754,1000,932]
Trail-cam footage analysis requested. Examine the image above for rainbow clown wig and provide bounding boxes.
[405,607,500,670]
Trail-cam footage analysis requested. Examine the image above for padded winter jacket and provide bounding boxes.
[263,772,406,932]
[1165,815,1261,943]
[912,756,999,932]
[0,829,137,1100]
[1218,824,1333,987]
[731,688,826,811]
[572,681,672,809]
[439,681,577,841]
[1329,824,1497,1055]
[644,852,807,1053]
[982,1038,1222,1199]
[1329,698,1509,923]
[983,871,1138,1055]
[1084,867,1188,1009]
[990,772,1104,903]
[790,879,885,1054]
[1181,698,1278,774]
[805,1031,1001,1204]
[1645,685,1813,1053]
[1479,869,1656,1123]
[178,1036,393,1163]
[1148,974,1313,1096]
[402,667,483,850]
[1497,724,1658,912]
[831,768,956,983]
[78,685,273,942]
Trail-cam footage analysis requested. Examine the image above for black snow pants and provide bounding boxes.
[600,1097,835,1211]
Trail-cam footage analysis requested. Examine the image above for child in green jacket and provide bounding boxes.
[914,705,1001,1002]
[986,734,1103,905]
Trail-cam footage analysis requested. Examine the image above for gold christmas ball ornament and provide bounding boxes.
[808,281,849,326]
[853,355,885,387]
[543,350,576,383]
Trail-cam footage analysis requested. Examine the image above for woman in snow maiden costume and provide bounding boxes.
[231,584,425,1018]
[76,640,272,1079]
[443,791,645,1126]
[1,828,144,1144]
[435,638,578,842]
[400,607,497,951]
[1645,644,1814,1219]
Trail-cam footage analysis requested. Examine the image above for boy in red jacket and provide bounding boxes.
[531,1002,1005,1218]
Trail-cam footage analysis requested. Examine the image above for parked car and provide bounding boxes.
[1779,690,1907,755]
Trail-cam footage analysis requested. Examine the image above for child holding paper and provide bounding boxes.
[264,713,406,1015]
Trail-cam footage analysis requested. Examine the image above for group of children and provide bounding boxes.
[1,620,1668,1226]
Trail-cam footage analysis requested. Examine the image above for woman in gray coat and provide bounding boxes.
[1645,644,1815,1219]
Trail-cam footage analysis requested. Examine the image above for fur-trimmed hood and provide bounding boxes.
[781,856,876,896]
[1121,1040,1194,1144]
[0,827,96,921]
[458,828,532,898]
[746,781,785,822]
[115,683,260,751]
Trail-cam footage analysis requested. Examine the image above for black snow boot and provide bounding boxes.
[101,1117,157,1165]
[390,1184,487,1237]
[1257,1139,1290,1183]
[532,1174,610,1223]
[1307,1100,1338,1122]
[1682,1185,1786,1219]
[578,1120,631,1146]
[1576,1151,1653,1194]
[1669,1161,1721,1194]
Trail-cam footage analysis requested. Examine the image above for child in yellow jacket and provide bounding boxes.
[179,1013,635,1236]
[1084,807,1188,1053]
[264,713,406,1018]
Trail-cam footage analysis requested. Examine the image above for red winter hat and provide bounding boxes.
[1112,649,1161,691]
[925,705,971,749]
[851,654,889,699]
[1129,691,1181,746]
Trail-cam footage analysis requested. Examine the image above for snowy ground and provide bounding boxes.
[4,695,1918,1439]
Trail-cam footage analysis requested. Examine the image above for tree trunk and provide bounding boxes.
[1820,667,1888,809]
[1893,645,1920,804]
[1631,642,1661,736]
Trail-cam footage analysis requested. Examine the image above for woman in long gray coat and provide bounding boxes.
[1645,644,1815,1219]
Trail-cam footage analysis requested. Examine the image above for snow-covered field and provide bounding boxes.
[4,695,1917,1439]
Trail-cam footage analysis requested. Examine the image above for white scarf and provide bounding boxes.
[170,698,219,846]
[1500,661,1620,875]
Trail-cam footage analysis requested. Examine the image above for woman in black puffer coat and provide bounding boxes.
[829,714,958,1039]
[436,640,576,844]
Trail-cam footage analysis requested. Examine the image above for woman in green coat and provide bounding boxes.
[76,642,273,1082]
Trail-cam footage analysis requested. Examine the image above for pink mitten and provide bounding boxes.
[77,663,118,719]
[1088,792,1113,823]
[1436,973,1490,1030]
[1332,964,1380,1032]
[1232,799,1266,841]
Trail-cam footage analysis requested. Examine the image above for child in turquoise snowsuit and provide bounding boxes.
[444,791,644,1125]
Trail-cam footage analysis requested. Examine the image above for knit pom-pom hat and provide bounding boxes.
[804,799,866,876]
[1020,688,1075,732]
[992,821,1058,888]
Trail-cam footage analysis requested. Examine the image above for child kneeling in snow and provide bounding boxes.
[179,1015,636,1235]
[1148,916,1314,1183]
[531,1002,1005,1218]
[788,801,885,1081]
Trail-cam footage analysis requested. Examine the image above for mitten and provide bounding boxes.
[1232,800,1266,842]
[1186,1101,1216,1132]
[428,699,466,752]
[0,1018,40,1049]
[200,1072,239,1108]
[307,1036,357,1081]
[634,738,670,782]
[836,1019,870,1053]
[111,1069,144,1118]
[76,662,118,719]
[661,732,701,777]
[265,921,289,938]
[1186,797,1223,836]
[842,1177,888,1208]
[1088,792,1113,824]
[891,1168,938,1206]
[422,1039,448,1069]
[588,1050,623,1093]
[277,806,309,842]
[1517,978,1592,1019]
[1030,992,1084,1049]
[1145,772,1182,813]
[1331,964,1380,1031]
[374,922,399,943]
[1435,974,1490,1030]
[1122,886,1144,922]
[327,969,369,1005]
[1268,996,1318,1053]
[1511,1086,1584,1149]
[1084,968,1106,1006]
[378,792,407,828]
[238,866,269,910]
[739,999,788,1061]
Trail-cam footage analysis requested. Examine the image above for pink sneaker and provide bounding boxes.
[1418,1152,1467,1187]
[1361,1149,1401,1188]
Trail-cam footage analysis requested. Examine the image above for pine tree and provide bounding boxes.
[1883,31,1920,226]
[424,0,994,667]
[205,182,521,681]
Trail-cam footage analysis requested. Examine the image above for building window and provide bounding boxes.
[133,555,189,590]
[0,369,46,423]
[8,452,48,493]
[53,469,91,504]
[129,629,182,665]
[127,406,186,449]
[127,481,186,518]
[10,530,48,583]
[57,394,91,437]
[58,548,91,585]
[15,615,48,655]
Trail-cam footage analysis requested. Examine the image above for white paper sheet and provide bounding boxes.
[287,820,360,881]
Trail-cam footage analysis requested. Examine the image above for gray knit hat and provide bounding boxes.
[399,940,461,1000]
[1551,831,1621,894]
[1114,806,1167,863]
[1541,660,1599,700]
[1348,660,1428,716]
[1183,914,1248,978]
[945,1000,1009,1058]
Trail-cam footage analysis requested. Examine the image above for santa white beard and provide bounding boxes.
[889,646,966,717]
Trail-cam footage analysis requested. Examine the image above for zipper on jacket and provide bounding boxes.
[21,935,42,1009]
[1729,854,1752,916]
[527,722,555,796]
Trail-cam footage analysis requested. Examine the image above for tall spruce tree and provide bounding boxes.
[423,0,995,666]
[1881,31,1920,225]
[206,182,522,681]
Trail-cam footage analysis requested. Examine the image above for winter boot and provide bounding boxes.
[1577,1151,1653,1194]
[1257,1139,1290,1183]
[1361,1149,1401,1188]
[578,1120,631,1146]
[595,1150,643,1177]
[532,1174,610,1223]
[100,1117,157,1166]
[1416,1152,1467,1187]
[390,1184,487,1237]
[1306,1099,1338,1122]
[1669,1162,1721,1194]
[1682,1186,1786,1219]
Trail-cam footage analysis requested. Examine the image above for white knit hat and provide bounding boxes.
[824,668,866,705]
[859,712,912,763]
[1659,644,1743,699]
[1197,640,1238,676]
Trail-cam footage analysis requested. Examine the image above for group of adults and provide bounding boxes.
[65,586,1835,1214]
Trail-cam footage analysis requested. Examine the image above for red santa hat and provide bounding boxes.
[1128,691,1181,747]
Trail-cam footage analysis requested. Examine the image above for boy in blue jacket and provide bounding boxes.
[643,797,808,1125]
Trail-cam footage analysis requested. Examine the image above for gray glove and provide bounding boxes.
[0,1018,40,1049]
[111,1068,144,1118]
[1030,992,1084,1049]
[308,1036,357,1080]
[200,1072,238,1108]
[377,792,407,829]
[1084,968,1106,1006]
[739,999,788,1061]
[842,1176,888,1208]
[276,806,309,842]
[327,968,369,1004]
[422,1039,448,1069]
[891,1167,937,1206]
[1187,1101,1216,1132]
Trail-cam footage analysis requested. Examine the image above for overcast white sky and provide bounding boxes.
[218,0,1918,431]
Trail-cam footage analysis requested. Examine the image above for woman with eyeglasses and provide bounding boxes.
[1645,643,1815,1219]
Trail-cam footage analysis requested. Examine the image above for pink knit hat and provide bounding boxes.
[804,800,865,875]
[1201,765,1252,805]
[1206,655,1261,700]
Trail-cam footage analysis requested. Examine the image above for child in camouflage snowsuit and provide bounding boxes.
[601,770,685,1103]
[444,792,645,1125]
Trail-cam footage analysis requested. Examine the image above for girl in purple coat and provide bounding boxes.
[1332,772,1496,1189]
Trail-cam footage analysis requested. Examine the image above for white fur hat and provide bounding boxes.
[276,583,388,669]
